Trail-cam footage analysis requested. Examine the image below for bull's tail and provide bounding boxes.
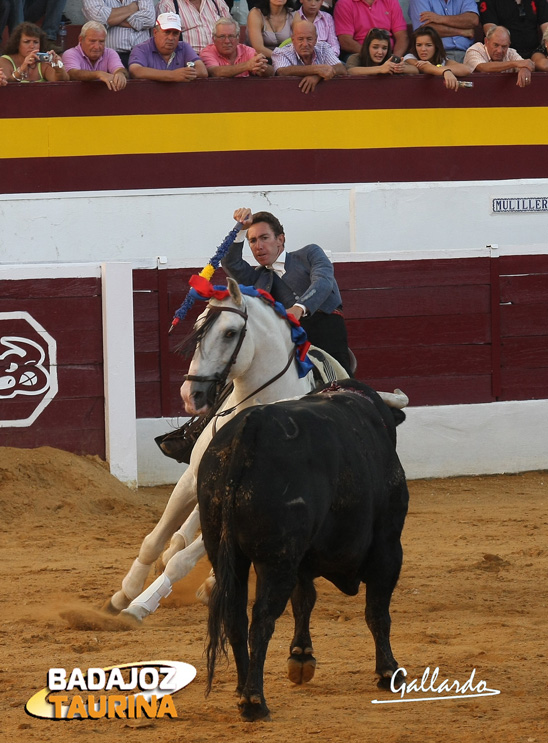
[205,414,254,695]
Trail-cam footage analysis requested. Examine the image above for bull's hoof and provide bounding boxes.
[287,651,316,685]
[376,667,398,690]
[238,695,270,722]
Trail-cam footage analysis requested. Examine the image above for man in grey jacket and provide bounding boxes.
[222,207,353,375]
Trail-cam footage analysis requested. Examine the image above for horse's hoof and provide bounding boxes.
[121,605,146,623]
[287,653,316,684]
[238,696,270,722]
[101,598,120,615]
[196,576,216,606]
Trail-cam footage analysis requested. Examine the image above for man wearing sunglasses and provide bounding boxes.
[334,0,408,60]
[200,17,274,76]
[479,0,548,59]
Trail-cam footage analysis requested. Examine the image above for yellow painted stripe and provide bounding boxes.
[1,107,546,159]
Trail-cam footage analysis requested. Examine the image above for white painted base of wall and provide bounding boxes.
[136,399,548,486]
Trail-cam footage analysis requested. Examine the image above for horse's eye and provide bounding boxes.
[225,330,236,339]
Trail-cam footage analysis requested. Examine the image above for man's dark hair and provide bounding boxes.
[250,211,285,237]
[4,22,47,55]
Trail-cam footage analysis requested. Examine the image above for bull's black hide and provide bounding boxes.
[197,380,409,721]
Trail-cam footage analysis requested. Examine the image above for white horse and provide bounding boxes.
[106,279,408,621]
[106,279,322,619]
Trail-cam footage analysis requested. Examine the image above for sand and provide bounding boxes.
[0,445,546,742]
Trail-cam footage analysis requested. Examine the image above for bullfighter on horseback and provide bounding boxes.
[224,207,353,376]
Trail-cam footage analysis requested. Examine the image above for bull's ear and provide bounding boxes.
[227,278,243,306]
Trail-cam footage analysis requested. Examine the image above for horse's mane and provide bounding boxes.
[176,308,223,358]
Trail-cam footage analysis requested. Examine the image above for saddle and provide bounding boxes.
[154,347,353,464]
[307,345,353,385]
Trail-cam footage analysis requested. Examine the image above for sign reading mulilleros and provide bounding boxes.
[0,311,58,427]
[492,197,548,213]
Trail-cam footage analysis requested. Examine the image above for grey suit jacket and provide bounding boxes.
[222,242,343,316]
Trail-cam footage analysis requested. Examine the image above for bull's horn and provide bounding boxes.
[378,388,409,409]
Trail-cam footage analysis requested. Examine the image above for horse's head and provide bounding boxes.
[181,279,254,416]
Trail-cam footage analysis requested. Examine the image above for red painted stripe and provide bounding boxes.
[2,76,547,119]
[3,145,548,195]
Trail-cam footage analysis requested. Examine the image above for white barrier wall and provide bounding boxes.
[137,401,548,486]
[2,179,547,267]
[351,180,548,257]
[2,178,548,484]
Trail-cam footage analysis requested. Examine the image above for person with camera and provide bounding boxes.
[62,21,128,90]
[0,21,69,81]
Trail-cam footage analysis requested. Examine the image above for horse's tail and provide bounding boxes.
[205,411,255,695]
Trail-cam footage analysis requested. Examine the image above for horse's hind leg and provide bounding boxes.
[105,469,197,613]
[287,575,317,684]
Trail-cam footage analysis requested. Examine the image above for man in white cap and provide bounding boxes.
[129,12,208,81]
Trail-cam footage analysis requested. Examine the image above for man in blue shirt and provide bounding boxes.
[128,12,207,81]
[409,0,479,62]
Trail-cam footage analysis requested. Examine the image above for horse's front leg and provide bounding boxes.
[121,534,207,621]
[105,468,197,613]
[161,504,202,565]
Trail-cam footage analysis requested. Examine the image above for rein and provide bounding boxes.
[184,298,302,422]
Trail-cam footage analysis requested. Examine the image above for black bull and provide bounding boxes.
[197,380,409,721]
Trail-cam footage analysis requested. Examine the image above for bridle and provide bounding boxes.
[183,305,248,408]
[182,301,299,416]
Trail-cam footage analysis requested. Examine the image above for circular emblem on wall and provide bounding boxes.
[0,311,58,427]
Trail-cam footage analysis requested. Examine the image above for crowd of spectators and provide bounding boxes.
[2,0,547,91]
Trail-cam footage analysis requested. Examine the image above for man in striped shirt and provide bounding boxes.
[156,0,231,53]
[272,19,347,93]
[83,0,156,68]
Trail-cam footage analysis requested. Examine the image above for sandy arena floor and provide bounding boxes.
[0,446,546,743]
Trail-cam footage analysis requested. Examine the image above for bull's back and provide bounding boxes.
[198,392,407,572]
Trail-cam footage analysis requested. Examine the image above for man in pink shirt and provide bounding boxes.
[200,18,273,77]
[334,0,409,59]
[63,21,128,90]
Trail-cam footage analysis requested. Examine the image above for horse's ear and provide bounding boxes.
[227,278,243,306]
